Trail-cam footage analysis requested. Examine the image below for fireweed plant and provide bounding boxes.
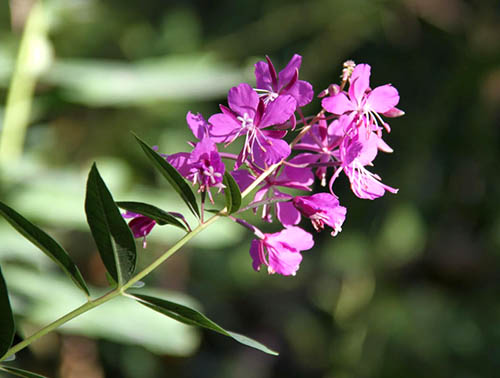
[0,56,403,372]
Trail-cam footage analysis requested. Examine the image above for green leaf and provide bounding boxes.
[131,294,278,356]
[134,135,199,218]
[223,172,242,214]
[116,201,187,231]
[0,266,15,358]
[0,366,49,378]
[0,201,89,297]
[84,164,136,286]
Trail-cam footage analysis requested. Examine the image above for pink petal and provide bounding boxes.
[366,84,400,113]
[349,64,371,104]
[382,106,405,118]
[276,200,301,226]
[278,54,302,88]
[186,111,208,140]
[249,239,264,272]
[166,152,191,177]
[322,93,355,115]
[286,79,314,107]
[267,247,303,276]
[252,137,291,168]
[259,95,296,127]
[231,169,255,192]
[272,227,314,252]
[254,61,273,91]
[207,113,240,143]
[227,83,259,118]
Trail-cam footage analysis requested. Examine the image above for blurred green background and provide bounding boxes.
[1,0,499,377]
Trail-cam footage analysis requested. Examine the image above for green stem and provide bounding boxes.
[0,289,120,362]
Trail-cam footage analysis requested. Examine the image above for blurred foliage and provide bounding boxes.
[0,0,499,377]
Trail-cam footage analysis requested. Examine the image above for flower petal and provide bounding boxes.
[322,93,355,115]
[276,201,301,226]
[366,84,400,113]
[271,226,314,252]
[259,95,296,127]
[349,64,371,103]
[231,169,255,192]
[267,246,303,276]
[278,54,302,88]
[249,239,264,272]
[252,137,291,168]
[286,79,314,107]
[255,61,273,91]
[186,111,209,140]
[227,83,259,118]
[207,113,240,143]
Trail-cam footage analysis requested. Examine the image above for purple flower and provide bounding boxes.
[331,126,398,200]
[207,83,296,167]
[293,193,346,236]
[167,135,225,200]
[321,64,400,135]
[249,226,314,276]
[122,211,156,248]
[254,54,313,108]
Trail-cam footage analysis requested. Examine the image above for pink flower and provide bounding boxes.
[249,226,314,276]
[254,54,313,107]
[331,126,398,200]
[292,193,346,236]
[321,64,400,135]
[166,135,225,201]
[122,211,156,248]
[208,83,296,167]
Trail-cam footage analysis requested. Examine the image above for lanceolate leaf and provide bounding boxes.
[0,366,49,378]
[0,202,89,297]
[0,266,15,358]
[223,172,242,214]
[85,164,136,286]
[131,294,278,356]
[116,201,187,231]
[134,135,200,218]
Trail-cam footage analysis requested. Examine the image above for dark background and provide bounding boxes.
[1,0,499,377]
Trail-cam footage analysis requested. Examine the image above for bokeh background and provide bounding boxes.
[1,0,499,377]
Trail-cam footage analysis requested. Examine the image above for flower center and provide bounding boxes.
[237,112,254,130]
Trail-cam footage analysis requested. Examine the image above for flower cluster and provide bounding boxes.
[124,55,403,276]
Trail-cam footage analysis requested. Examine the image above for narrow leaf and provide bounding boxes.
[0,202,89,297]
[131,294,278,356]
[85,164,136,286]
[0,366,49,378]
[116,201,187,231]
[134,135,199,218]
[223,172,242,214]
[0,266,15,358]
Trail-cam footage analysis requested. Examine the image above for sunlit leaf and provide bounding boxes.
[85,164,136,286]
[0,266,15,358]
[134,135,199,218]
[0,201,89,296]
[131,294,278,356]
[116,201,187,231]
[223,172,242,214]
